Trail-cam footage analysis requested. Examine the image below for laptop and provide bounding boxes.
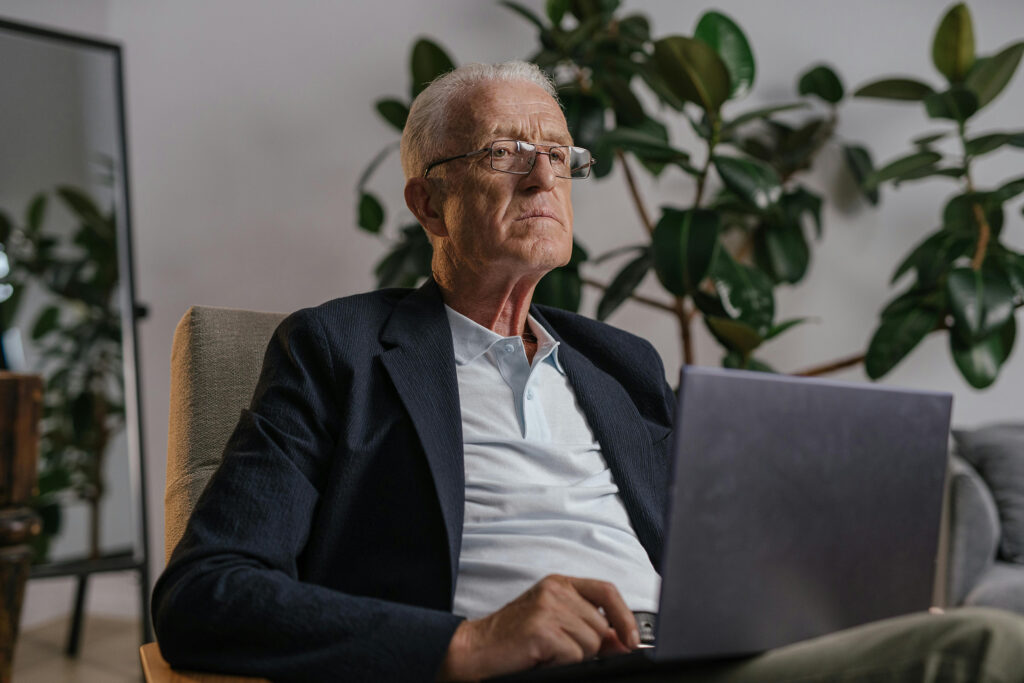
[491,366,952,681]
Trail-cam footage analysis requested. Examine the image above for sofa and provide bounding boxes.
[945,423,1024,615]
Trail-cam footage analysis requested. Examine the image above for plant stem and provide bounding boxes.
[792,352,866,377]
[581,277,676,313]
[675,298,693,365]
[694,118,720,209]
[616,150,654,235]
[615,150,695,364]
[959,122,991,271]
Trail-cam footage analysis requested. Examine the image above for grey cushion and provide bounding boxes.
[964,561,1024,614]
[954,423,1024,563]
[165,305,286,563]
[946,455,1001,606]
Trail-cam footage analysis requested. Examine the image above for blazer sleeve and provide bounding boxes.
[152,307,462,683]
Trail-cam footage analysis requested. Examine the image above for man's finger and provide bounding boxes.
[567,578,640,649]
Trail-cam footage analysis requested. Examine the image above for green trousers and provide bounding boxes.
[636,608,1024,683]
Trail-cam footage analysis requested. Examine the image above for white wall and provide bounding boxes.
[2,0,1022,626]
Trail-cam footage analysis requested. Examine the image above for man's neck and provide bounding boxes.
[434,269,542,362]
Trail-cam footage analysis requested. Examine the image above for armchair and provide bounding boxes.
[142,305,285,683]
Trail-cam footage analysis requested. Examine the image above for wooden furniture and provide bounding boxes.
[0,372,43,683]
[140,643,268,683]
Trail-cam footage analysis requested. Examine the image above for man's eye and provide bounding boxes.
[493,148,509,158]
[550,149,566,163]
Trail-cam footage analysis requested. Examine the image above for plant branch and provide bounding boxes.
[616,150,654,235]
[581,277,676,313]
[960,125,991,270]
[792,352,866,377]
[675,298,693,365]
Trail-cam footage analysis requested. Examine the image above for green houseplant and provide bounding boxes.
[0,185,125,562]
[852,3,1024,388]
[355,1,1024,388]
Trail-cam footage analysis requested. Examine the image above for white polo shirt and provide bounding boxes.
[445,305,661,619]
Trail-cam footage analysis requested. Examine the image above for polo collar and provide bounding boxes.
[444,305,565,374]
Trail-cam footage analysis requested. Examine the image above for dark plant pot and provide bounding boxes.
[0,372,43,683]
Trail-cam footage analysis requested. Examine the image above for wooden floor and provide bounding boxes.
[13,615,142,682]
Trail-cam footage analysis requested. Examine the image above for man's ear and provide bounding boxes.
[404,178,448,239]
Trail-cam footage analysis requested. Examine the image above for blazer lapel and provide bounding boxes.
[380,279,464,598]
[531,307,666,567]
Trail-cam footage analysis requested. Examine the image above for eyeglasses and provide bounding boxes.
[422,139,596,179]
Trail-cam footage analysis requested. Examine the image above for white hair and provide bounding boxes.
[400,61,558,180]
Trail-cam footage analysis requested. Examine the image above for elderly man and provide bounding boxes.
[153,62,1024,683]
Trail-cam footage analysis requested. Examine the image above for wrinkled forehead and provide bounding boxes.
[448,81,572,150]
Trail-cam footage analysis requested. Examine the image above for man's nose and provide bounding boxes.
[521,151,558,191]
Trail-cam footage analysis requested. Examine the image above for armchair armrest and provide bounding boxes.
[140,643,269,683]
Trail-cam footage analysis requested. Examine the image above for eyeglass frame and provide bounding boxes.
[422,139,596,179]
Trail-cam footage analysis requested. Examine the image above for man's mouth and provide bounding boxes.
[516,210,560,223]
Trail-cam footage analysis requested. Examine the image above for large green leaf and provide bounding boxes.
[997,248,1024,301]
[722,350,775,373]
[562,91,606,154]
[597,126,691,165]
[924,87,979,121]
[501,1,546,29]
[932,3,975,83]
[965,41,1024,108]
[943,192,1004,238]
[31,305,60,340]
[965,131,1024,157]
[843,145,879,205]
[798,64,844,104]
[546,0,570,25]
[410,38,455,98]
[26,193,47,234]
[996,176,1024,203]
[602,76,646,127]
[375,99,409,132]
[865,303,942,379]
[706,316,762,353]
[754,215,809,284]
[596,249,653,321]
[708,248,775,335]
[951,316,1016,389]
[0,209,11,244]
[653,35,731,113]
[357,192,385,233]
[947,265,1016,342]
[782,186,823,238]
[618,14,651,47]
[712,155,781,210]
[375,224,432,288]
[651,208,719,296]
[853,78,935,101]
[890,230,973,286]
[721,102,808,137]
[57,187,111,239]
[765,317,810,340]
[569,0,620,20]
[865,150,943,189]
[693,11,755,100]
[912,131,950,147]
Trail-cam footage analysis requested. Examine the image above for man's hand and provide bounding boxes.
[437,575,641,682]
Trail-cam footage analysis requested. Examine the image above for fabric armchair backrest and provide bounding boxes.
[165,305,287,563]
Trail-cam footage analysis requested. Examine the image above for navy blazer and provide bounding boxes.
[153,279,676,682]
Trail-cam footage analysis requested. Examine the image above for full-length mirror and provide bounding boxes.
[0,17,147,637]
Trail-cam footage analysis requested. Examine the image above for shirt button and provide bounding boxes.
[504,343,515,354]
[526,389,534,400]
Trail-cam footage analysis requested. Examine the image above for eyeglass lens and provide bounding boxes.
[490,140,592,179]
